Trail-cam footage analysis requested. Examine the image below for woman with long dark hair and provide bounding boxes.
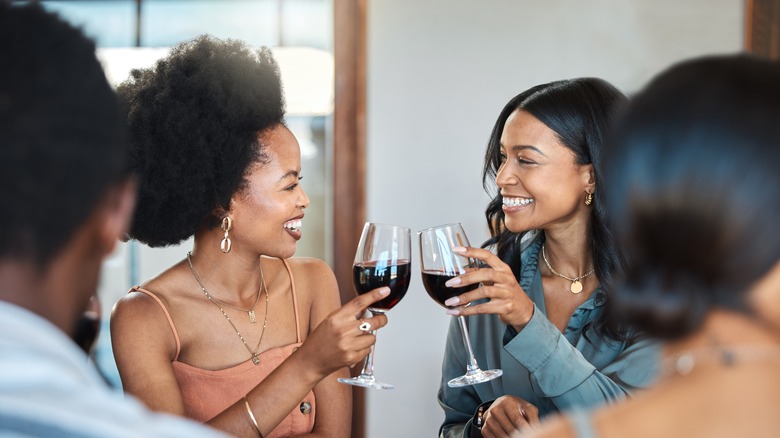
[438,78,658,438]
[527,55,780,438]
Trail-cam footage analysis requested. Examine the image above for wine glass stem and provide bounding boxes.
[357,310,382,378]
[457,315,480,374]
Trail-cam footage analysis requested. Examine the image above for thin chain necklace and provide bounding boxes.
[540,244,595,294]
[186,252,269,365]
[187,252,263,324]
[661,344,780,378]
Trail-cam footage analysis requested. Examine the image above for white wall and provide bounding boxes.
[364,1,743,436]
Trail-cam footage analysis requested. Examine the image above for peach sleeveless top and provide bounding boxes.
[131,258,316,437]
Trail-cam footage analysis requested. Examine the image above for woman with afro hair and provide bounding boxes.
[110,35,389,437]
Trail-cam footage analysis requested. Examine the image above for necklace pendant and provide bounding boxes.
[248,310,257,323]
[570,280,584,294]
[252,355,260,365]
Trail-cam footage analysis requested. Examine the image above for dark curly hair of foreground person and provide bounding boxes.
[118,35,285,247]
[0,1,128,265]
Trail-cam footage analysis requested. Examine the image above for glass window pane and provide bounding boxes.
[41,1,135,47]
[142,0,278,47]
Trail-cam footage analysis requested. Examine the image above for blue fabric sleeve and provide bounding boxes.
[503,304,658,410]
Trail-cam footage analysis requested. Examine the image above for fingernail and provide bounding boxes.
[444,297,460,306]
[379,287,391,296]
[444,277,461,287]
[452,246,467,253]
[445,308,460,316]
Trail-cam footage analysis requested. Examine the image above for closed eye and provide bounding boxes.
[285,176,303,191]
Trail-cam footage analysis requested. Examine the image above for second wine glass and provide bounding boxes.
[419,223,503,387]
[338,222,411,390]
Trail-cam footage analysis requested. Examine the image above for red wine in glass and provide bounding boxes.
[418,223,503,387]
[353,260,411,311]
[421,270,478,308]
[339,223,411,390]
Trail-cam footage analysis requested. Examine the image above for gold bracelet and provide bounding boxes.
[243,396,264,438]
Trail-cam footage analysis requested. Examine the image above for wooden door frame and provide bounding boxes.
[746,0,780,59]
[333,0,367,436]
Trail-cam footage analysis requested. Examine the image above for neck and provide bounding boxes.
[541,222,593,277]
[662,310,780,377]
[0,255,93,338]
[666,310,780,355]
[189,233,265,302]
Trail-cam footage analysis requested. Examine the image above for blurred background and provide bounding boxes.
[36,0,774,436]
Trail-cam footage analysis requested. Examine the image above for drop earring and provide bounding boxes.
[220,216,232,253]
[585,192,593,206]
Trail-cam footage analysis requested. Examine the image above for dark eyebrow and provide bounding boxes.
[507,144,546,157]
[279,170,300,182]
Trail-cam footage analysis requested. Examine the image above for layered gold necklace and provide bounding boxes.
[540,244,595,294]
[186,252,269,365]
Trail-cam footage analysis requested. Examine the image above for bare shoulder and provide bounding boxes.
[283,257,338,293]
[111,271,179,322]
[284,257,336,278]
[283,257,340,318]
[110,277,181,357]
[112,287,166,323]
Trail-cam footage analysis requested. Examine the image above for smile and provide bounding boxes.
[284,219,302,232]
[502,196,535,207]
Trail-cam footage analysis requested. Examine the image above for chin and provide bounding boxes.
[504,219,532,234]
[276,243,297,260]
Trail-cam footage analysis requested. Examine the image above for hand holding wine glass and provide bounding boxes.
[338,222,411,390]
[439,245,535,332]
[419,223,503,387]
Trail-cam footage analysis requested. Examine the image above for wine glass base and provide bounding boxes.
[447,368,503,388]
[338,375,394,390]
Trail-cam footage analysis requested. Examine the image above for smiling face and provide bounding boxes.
[228,124,310,258]
[496,109,594,233]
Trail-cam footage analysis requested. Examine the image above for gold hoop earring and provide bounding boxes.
[220,217,232,253]
[585,192,593,206]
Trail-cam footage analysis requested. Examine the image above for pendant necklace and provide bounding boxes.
[541,244,595,294]
[187,252,269,365]
[187,252,263,323]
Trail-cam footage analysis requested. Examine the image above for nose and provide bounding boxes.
[495,162,517,189]
[298,187,310,210]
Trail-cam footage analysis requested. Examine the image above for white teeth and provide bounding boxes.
[502,196,534,207]
[284,219,302,231]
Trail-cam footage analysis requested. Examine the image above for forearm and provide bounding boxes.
[504,305,658,410]
[207,349,326,436]
[301,368,351,438]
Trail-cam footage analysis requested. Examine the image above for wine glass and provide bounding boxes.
[338,222,411,390]
[418,223,503,387]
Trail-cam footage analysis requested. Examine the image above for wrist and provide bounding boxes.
[510,304,535,332]
[287,345,328,386]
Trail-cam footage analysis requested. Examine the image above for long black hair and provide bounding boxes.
[482,78,627,339]
[606,55,780,340]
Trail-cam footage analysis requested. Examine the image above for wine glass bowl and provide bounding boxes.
[352,260,411,312]
[418,223,503,387]
[338,222,411,390]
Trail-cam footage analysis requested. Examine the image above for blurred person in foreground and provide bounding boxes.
[525,55,780,438]
[110,35,388,437]
[0,2,225,436]
[437,78,659,438]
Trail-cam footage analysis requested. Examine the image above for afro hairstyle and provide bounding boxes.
[119,35,285,247]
